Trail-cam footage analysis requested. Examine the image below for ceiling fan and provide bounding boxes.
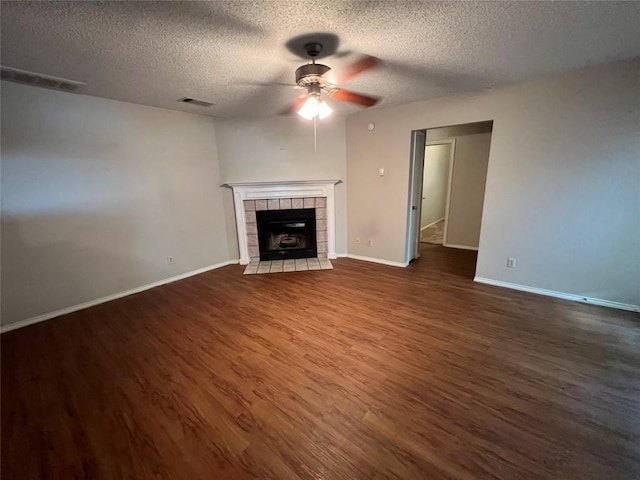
[280,41,381,119]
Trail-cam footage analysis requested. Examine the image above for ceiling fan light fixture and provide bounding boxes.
[297,96,333,120]
[297,96,319,120]
[317,100,333,119]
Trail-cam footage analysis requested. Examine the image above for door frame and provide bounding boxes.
[406,134,457,264]
[405,130,426,264]
[425,139,456,247]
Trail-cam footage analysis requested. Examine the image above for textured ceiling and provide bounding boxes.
[2,1,640,117]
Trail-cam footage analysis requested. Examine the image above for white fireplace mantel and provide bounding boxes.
[225,180,341,265]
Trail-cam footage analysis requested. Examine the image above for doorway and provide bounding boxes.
[420,140,455,246]
[406,121,493,264]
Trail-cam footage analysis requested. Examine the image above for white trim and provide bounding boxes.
[443,243,479,251]
[225,180,341,265]
[347,254,409,268]
[474,277,640,313]
[420,217,445,232]
[224,180,340,189]
[433,139,456,247]
[0,260,240,334]
[405,130,426,264]
[335,253,349,258]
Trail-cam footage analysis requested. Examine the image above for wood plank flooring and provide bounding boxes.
[2,244,639,479]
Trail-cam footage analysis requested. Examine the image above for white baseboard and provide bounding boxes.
[335,253,349,258]
[474,277,640,313]
[421,217,445,232]
[1,260,240,334]
[444,243,479,251]
[346,254,408,268]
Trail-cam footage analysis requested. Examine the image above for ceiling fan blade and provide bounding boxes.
[329,55,381,84]
[279,95,308,115]
[330,89,380,107]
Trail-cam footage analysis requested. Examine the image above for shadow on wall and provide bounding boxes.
[0,211,167,327]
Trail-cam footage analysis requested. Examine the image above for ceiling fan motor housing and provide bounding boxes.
[295,63,331,87]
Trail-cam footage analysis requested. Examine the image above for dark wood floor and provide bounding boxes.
[2,245,639,479]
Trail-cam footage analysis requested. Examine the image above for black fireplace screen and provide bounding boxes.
[256,208,317,261]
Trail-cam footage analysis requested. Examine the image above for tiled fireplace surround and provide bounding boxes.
[226,180,340,265]
[244,197,328,262]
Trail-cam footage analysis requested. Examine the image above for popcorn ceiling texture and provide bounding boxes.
[1,1,639,117]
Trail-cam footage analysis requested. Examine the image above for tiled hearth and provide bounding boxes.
[243,257,333,275]
[243,197,328,262]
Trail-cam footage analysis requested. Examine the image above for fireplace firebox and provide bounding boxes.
[256,208,317,261]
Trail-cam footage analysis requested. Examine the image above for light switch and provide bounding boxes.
[378,168,385,176]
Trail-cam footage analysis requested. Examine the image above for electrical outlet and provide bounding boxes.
[507,257,516,268]
[368,239,373,246]
[167,256,174,264]
[356,237,361,244]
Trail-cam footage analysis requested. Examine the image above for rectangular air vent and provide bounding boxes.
[179,97,214,107]
[1,66,86,93]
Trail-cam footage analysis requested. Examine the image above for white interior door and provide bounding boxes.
[405,130,426,263]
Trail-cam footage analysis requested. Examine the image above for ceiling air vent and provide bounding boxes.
[1,66,86,93]
[179,97,214,107]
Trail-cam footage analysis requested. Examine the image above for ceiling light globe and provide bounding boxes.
[297,96,319,120]
[317,100,333,119]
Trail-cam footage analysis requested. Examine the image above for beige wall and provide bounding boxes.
[1,81,231,327]
[3,58,638,326]
[421,144,449,229]
[214,116,348,255]
[446,132,491,247]
[425,123,492,248]
[347,59,640,307]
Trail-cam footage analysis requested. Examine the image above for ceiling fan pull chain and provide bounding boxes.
[313,115,317,152]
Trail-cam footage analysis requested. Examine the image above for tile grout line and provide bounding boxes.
[244,257,331,275]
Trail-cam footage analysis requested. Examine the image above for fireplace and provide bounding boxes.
[256,208,317,260]
[224,180,340,265]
